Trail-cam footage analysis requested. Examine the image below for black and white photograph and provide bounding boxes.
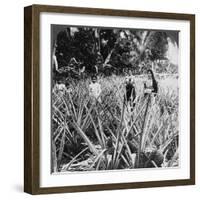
[51,25,179,173]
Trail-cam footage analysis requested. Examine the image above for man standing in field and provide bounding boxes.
[125,76,136,109]
[53,78,66,97]
[89,75,102,103]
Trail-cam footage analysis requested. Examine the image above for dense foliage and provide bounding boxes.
[52,26,179,79]
[52,75,179,172]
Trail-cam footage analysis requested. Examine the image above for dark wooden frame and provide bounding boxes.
[24,4,195,195]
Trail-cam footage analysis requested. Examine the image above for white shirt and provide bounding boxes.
[53,83,66,96]
[89,82,101,99]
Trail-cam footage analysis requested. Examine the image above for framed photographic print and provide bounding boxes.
[24,4,195,194]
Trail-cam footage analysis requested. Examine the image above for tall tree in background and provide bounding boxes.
[53,26,178,78]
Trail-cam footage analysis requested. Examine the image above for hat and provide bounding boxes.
[91,75,97,80]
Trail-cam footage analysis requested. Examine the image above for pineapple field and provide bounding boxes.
[51,74,179,172]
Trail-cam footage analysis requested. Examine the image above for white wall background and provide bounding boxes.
[0,0,199,199]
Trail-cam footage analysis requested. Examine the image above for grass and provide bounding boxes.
[51,74,179,172]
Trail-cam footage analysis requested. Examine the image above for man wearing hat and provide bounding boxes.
[124,76,136,109]
[89,75,102,103]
